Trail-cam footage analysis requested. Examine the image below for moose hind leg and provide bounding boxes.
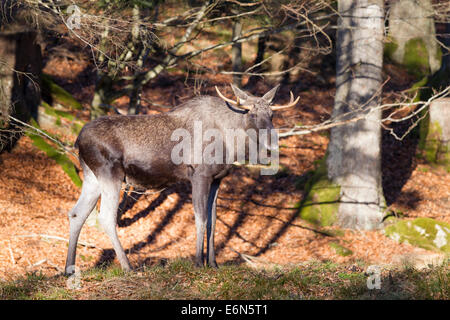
[206,179,221,268]
[191,175,212,267]
[97,177,132,271]
[65,163,101,275]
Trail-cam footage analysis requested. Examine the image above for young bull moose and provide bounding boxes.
[65,84,299,274]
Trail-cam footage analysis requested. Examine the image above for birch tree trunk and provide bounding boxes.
[326,0,385,230]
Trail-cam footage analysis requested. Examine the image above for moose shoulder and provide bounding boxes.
[65,84,298,274]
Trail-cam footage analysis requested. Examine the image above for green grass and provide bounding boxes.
[0,259,448,300]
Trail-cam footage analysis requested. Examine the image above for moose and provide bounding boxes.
[64,84,298,274]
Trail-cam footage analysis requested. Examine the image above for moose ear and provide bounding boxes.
[231,84,250,102]
[262,84,280,103]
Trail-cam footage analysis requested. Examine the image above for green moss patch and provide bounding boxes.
[26,119,82,188]
[383,37,398,61]
[418,110,449,170]
[298,156,340,227]
[41,74,82,110]
[385,218,450,253]
[403,38,430,77]
[40,101,85,135]
[422,121,445,163]
[329,242,353,257]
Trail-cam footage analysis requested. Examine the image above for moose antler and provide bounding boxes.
[271,92,300,110]
[215,86,252,110]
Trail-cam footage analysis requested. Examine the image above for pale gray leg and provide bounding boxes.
[191,175,211,267]
[206,179,220,268]
[97,177,132,271]
[65,163,101,275]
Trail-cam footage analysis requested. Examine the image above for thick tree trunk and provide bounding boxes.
[326,0,385,230]
[418,24,450,169]
[0,29,42,152]
[387,0,440,76]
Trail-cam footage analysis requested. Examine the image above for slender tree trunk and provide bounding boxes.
[247,34,267,88]
[128,4,143,115]
[231,19,243,87]
[326,0,385,230]
[91,25,112,120]
[91,72,113,120]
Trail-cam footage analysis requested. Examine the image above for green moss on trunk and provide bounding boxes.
[297,156,340,227]
[403,38,430,77]
[418,108,449,171]
[383,39,398,61]
[384,37,435,78]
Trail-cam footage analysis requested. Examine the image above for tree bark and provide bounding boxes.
[128,4,143,115]
[326,0,385,230]
[387,0,440,76]
[231,19,243,87]
[90,70,113,120]
[418,24,450,169]
[0,28,42,152]
[246,34,267,88]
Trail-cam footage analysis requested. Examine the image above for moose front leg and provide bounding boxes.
[191,175,212,267]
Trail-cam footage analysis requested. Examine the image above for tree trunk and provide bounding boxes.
[387,0,440,77]
[418,24,450,170]
[90,72,113,120]
[441,23,450,73]
[246,34,267,88]
[0,29,42,152]
[231,19,243,87]
[128,4,143,115]
[326,0,385,230]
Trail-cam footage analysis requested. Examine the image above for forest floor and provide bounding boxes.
[0,36,449,299]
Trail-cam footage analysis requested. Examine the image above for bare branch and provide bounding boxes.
[279,86,450,139]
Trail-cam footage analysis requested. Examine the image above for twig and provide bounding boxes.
[227,247,259,267]
[15,234,98,249]
[279,85,450,139]
[8,115,78,159]
[7,241,15,265]
[29,259,47,268]
[45,261,64,273]
[227,246,273,269]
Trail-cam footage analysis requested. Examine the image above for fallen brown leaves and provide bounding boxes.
[0,124,447,280]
